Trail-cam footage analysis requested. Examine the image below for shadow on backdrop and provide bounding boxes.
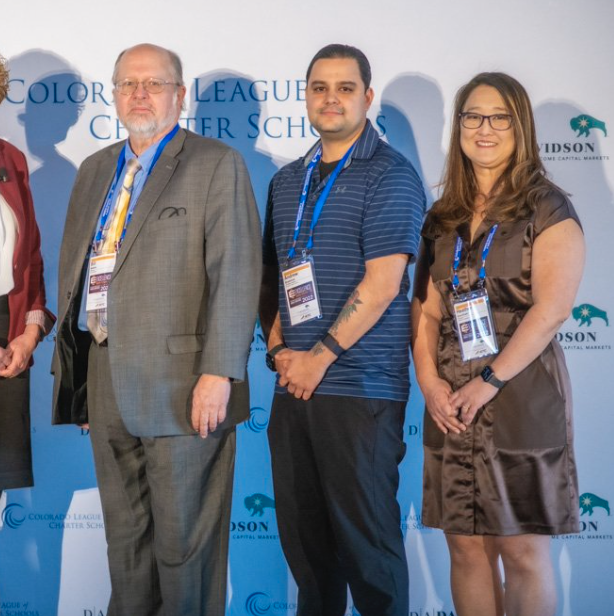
[380,73,445,210]
[189,71,288,615]
[380,73,451,613]
[189,71,279,221]
[0,49,99,615]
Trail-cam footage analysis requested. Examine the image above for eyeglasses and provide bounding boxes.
[459,112,513,131]
[114,78,180,95]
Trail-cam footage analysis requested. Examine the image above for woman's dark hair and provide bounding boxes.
[431,72,554,231]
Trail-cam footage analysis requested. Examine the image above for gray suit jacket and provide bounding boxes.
[52,129,262,436]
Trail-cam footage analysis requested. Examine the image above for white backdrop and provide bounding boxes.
[0,1,613,614]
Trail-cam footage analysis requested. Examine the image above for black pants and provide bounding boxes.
[268,393,409,616]
[0,294,32,491]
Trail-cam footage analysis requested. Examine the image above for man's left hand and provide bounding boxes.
[191,374,231,438]
[277,349,331,400]
[0,332,38,379]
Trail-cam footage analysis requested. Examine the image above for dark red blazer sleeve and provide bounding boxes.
[0,139,56,345]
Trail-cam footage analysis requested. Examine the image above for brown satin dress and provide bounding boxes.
[420,190,580,536]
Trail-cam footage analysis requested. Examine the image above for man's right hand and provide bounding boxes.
[191,374,231,438]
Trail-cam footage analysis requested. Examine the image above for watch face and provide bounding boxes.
[481,365,504,388]
[265,353,276,372]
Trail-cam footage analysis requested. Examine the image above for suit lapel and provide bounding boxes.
[113,129,186,276]
[66,148,119,294]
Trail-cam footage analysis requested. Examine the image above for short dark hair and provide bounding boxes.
[306,44,371,90]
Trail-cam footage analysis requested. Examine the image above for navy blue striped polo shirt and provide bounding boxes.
[263,120,426,401]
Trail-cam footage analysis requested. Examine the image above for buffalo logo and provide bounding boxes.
[251,317,266,351]
[244,407,269,433]
[1,503,26,529]
[579,493,610,516]
[570,115,607,138]
[245,493,275,517]
[572,304,609,327]
[245,591,271,615]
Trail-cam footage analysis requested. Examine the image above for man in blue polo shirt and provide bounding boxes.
[260,44,425,615]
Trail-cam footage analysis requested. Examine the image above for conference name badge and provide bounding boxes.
[281,256,322,326]
[452,287,499,361]
[85,253,116,312]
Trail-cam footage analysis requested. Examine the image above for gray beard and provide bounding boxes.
[118,93,179,140]
[122,116,160,138]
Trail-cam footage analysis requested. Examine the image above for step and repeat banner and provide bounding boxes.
[1,1,613,614]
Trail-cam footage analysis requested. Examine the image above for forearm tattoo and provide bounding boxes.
[311,341,325,356]
[329,289,363,336]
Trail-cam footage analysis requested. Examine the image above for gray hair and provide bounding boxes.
[112,44,184,86]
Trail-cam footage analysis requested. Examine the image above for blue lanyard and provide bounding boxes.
[287,143,355,260]
[452,224,498,293]
[94,124,179,250]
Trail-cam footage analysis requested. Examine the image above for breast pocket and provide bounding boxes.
[430,235,457,283]
[146,216,189,235]
[488,221,529,279]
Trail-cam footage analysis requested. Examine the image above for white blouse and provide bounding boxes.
[0,193,17,296]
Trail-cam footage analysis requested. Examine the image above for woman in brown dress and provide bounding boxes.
[412,72,584,616]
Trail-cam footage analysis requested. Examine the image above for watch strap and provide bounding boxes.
[321,333,345,358]
[481,365,506,389]
[268,344,287,358]
[265,344,287,372]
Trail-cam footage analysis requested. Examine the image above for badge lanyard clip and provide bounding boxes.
[450,224,500,361]
[451,224,498,296]
[282,141,355,326]
[287,142,355,261]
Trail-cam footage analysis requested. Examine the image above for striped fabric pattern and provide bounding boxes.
[263,121,426,401]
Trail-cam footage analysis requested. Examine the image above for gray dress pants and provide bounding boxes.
[87,343,235,616]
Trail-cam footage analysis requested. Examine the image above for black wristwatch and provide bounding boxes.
[480,365,506,389]
[266,344,287,372]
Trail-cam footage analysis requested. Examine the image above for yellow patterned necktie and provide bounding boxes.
[100,157,142,253]
[87,157,142,344]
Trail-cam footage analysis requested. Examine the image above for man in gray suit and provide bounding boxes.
[52,43,261,616]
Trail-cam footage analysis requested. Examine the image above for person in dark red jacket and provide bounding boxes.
[0,55,55,495]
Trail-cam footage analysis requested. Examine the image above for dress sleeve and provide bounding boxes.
[534,189,582,235]
[419,209,447,270]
